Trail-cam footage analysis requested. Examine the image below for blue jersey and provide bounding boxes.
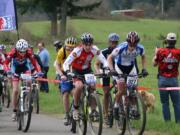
[112,42,145,66]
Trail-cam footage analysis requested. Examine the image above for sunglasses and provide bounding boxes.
[66,46,74,51]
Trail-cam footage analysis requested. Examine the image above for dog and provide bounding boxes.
[139,91,156,112]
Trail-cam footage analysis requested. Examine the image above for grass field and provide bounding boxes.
[23,18,180,135]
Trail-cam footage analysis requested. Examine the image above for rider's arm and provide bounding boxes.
[3,48,15,71]
[107,47,120,70]
[94,59,101,74]
[93,46,108,68]
[63,47,80,72]
[28,50,41,72]
[152,48,159,67]
[141,55,147,69]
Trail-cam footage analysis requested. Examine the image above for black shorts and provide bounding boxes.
[102,77,110,87]
[117,64,134,75]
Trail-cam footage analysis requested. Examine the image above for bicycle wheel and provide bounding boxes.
[2,81,11,108]
[21,92,33,132]
[69,101,76,133]
[114,97,126,135]
[17,97,22,130]
[107,94,113,128]
[88,93,103,135]
[77,96,87,135]
[127,92,146,135]
[33,88,39,114]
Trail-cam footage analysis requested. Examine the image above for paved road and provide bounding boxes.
[0,108,118,135]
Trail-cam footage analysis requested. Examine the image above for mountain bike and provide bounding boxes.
[110,72,147,135]
[17,73,40,132]
[69,73,103,135]
[0,64,11,108]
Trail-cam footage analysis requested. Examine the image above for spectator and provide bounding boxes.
[152,32,180,123]
[37,41,50,93]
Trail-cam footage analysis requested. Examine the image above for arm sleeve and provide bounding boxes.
[28,53,41,72]
[63,47,80,72]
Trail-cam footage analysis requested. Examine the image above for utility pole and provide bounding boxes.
[60,0,67,40]
[161,0,164,15]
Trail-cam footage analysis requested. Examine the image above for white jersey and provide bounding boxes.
[112,42,145,66]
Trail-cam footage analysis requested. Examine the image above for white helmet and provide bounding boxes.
[16,39,29,52]
[166,33,176,41]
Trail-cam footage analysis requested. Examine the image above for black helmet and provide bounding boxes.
[53,40,63,51]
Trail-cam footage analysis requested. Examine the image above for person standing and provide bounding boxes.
[37,41,50,93]
[152,32,180,123]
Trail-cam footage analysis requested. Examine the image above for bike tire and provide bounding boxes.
[33,88,39,114]
[77,95,87,135]
[108,94,114,128]
[21,92,33,132]
[2,82,11,108]
[88,93,103,135]
[17,97,22,130]
[127,92,146,135]
[115,97,126,135]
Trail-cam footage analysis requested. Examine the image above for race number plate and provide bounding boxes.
[127,76,138,88]
[21,74,32,80]
[85,74,96,85]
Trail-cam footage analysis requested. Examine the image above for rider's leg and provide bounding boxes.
[73,80,83,107]
[103,86,110,117]
[73,80,83,120]
[12,79,19,121]
[114,79,125,107]
[63,92,70,113]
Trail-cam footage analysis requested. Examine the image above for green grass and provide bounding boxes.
[23,18,180,135]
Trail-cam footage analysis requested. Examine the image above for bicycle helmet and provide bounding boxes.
[126,31,140,45]
[15,39,28,52]
[65,37,77,47]
[108,33,120,42]
[54,40,63,48]
[81,33,93,44]
[0,44,6,50]
[166,33,176,41]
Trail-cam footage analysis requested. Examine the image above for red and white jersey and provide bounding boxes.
[63,45,108,71]
[155,48,180,77]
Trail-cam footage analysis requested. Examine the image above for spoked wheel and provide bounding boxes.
[127,93,146,135]
[2,82,11,108]
[107,94,114,128]
[77,97,87,135]
[17,98,22,130]
[33,88,39,114]
[115,97,126,135]
[21,92,33,132]
[88,93,103,135]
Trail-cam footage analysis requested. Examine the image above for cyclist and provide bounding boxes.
[0,44,6,112]
[55,37,77,125]
[54,40,63,52]
[63,33,108,120]
[94,33,119,125]
[4,39,41,121]
[107,31,148,119]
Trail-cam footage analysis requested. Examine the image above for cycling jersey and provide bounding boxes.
[63,44,108,72]
[112,42,145,66]
[155,48,180,77]
[0,53,5,65]
[56,47,71,70]
[4,48,41,73]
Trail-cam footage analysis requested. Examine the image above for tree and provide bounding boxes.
[16,0,101,38]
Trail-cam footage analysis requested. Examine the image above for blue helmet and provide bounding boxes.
[108,33,119,42]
